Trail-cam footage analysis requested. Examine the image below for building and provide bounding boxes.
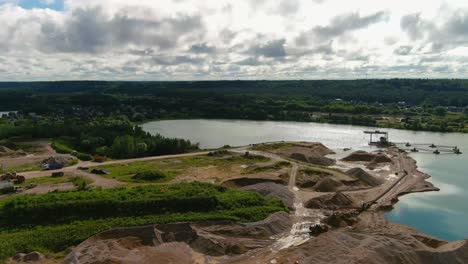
[0,181,15,194]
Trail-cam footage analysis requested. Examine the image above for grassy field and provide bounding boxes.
[19,175,92,188]
[243,161,291,174]
[0,163,42,174]
[0,182,286,262]
[93,152,270,183]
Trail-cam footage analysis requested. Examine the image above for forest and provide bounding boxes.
[0,79,467,135]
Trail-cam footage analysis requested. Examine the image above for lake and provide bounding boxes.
[142,119,468,241]
[0,111,17,117]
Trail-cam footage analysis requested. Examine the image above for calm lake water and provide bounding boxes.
[0,111,17,117]
[143,119,468,241]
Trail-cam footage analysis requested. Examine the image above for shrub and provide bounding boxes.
[132,170,167,182]
[72,152,93,161]
[51,141,74,154]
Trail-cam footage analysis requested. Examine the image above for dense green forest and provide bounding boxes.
[0,80,467,136]
[0,116,198,160]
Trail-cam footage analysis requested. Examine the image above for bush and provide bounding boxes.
[72,152,93,161]
[71,177,91,190]
[51,141,74,154]
[132,170,167,182]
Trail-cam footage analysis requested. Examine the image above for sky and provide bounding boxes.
[1,0,468,80]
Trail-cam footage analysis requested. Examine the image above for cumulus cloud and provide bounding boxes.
[296,11,388,46]
[38,7,204,53]
[250,39,287,58]
[0,0,467,80]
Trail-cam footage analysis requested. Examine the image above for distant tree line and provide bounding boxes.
[0,79,467,133]
[0,116,198,159]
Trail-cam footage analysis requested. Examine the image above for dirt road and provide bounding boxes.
[20,150,212,187]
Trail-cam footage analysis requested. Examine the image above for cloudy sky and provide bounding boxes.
[1,0,468,80]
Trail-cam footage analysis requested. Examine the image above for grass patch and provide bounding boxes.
[0,182,286,262]
[243,161,291,174]
[0,163,42,174]
[93,152,270,183]
[19,176,92,188]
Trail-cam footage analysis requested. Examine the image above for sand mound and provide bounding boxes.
[253,229,468,264]
[290,152,308,162]
[308,143,333,157]
[66,212,292,263]
[242,182,294,209]
[221,177,286,188]
[346,168,383,187]
[289,153,336,166]
[308,156,336,166]
[371,154,392,163]
[341,150,375,162]
[199,212,291,240]
[306,192,355,209]
[342,151,392,164]
[313,178,343,192]
[297,174,322,189]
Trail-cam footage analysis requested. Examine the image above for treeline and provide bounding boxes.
[0,79,467,133]
[1,79,468,106]
[0,182,284,227]
[0,116,198,159]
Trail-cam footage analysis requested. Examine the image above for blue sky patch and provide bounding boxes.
[17,0,64,11]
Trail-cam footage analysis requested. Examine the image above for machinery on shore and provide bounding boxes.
[364,131,462,155]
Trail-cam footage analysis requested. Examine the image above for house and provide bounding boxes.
[0,181,15,194]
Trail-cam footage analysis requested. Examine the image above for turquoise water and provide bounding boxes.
[142,119,468,241]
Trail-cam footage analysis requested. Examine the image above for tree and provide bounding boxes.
[434,106,447,116]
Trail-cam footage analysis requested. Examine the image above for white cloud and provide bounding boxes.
[0,0,467,80]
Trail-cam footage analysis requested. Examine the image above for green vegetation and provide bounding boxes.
[0,115,199,161]
[132,170,169,182]
[0,163,42,174]
[51,138,93,161]
[93,153,270,183]
[244,161,291,174]
[0,182,286,261]
[20,175,70,187]
[19,176,91,190]
[1,79,467,133]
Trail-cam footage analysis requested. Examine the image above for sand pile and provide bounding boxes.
[313,178,343,192]
[342,151,392,164]
[274,143,336,166]
[221,177,286,188]
[289,153,336,166]
[242,182,294,209]
[200,212,292,239]
[246,226,468,264]
[306,192,355,210]
[297,174,322,189]
[308,143,333,157]
[346,168,383,187]
[65,212,292,263]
